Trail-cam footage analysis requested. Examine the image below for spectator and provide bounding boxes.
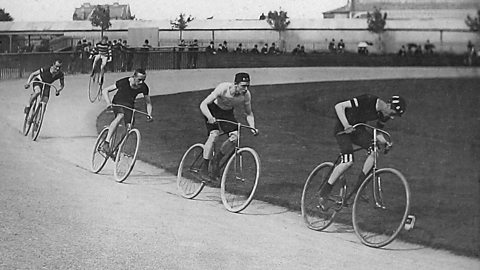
[222,40,229,53]
[217,43,224,53]
[299,45,306,55]
[268,43,277,54]
[357,41,369,55]
[414,43,423,56]
[328,39,336,53]
[259,13,266,20]
[120,40,131,71]
[112,39,123,71]
[69,40,83,73]
[178,39,186,52]
[188,39,199,68]
[205,41,216,55]
[235,43,243,53]
[261,43,268,55]
[140,39,152,70]
[292,44,301,55]
[424,40,435,55]
[250,44,260,54]
[337,39,345,53]
[398,45,407,57]
[465,40,476,66]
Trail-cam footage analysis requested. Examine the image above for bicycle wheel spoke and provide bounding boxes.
[221,148,260,213]
[114,129,140,182]
[31,105,44,141]
[301,162,343,231]
[177,144,205,199]
[352,168,410,248]
[91,128,109,173]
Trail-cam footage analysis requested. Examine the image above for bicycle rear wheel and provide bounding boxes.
[22,99,37,136]
[91,127,109,173]
[352,168,410,248]
[177,143,206,199]
[114,129,141,182]
[88,73,100,103]
[301,162,346,231]
[31,103,45,141]
[220,147,260,213]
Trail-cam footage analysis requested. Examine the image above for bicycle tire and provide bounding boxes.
[352,168,410,248]
[301,162,346,231]
[114,128,141,182]
[22,98,37,136]
[220,147,260,213]
[91,127,109,173]
[177,143,206,199]
[31,103,45,141]
[88,73,100,103]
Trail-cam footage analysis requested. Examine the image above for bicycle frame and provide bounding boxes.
[29,81,58,106]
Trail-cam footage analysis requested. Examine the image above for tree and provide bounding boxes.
[170,13,194,40]
[366,7,387,53]
[266,9,290,52]
[0,8,13,21]
[465,9,480,34]
[90,5,111,38]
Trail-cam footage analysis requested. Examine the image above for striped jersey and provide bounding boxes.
[93,42,112,58]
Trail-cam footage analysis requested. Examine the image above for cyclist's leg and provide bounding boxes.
[104,110,125,152]
[91,55,100,76]
[99,56,108,85]
[26,83,42,112]
[350,129,376,194]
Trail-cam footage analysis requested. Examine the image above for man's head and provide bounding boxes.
[101,36,108,43]
[132,68,147,86]
[385,95,407,118]
[234,72,250,95]
[50,59,63,74]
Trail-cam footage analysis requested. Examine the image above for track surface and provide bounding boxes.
[1,67,479,269]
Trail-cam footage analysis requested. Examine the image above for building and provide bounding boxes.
[323,0,480,20]
[73,2,133,21]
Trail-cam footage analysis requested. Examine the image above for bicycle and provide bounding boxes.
[91,104,152,182]
[301,123,411,248]
[22,81,59,141]
[88,57,103,103]
[177,119,260,213]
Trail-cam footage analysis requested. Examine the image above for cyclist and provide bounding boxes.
[23,59,65,115]
[90,36,112,86]
[100,68,153,154]
[318,94,407,208]
[199,72,258,180]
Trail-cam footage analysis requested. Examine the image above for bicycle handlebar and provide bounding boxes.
[216,119,258,133]
[27,81,59,91]
[350,123,391,141]
[110,104,152,119]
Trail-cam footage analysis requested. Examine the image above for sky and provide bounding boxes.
[0,0,347,21]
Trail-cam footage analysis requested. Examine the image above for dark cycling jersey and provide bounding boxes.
[343,94,390,126]
[112,77,149,107]
[37,66,64,84]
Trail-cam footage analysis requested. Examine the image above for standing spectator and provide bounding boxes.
[292,44,301,55]
[205,41,216,55]
[259,13,266,20]
[465,40,476,66]
[140,39,152,70]
[328,39,337,53]
[337,39,345,53]
[217,43,224,53]
[188,39,199,68]
[250,44,260,54]
[222,40,229,53]
[112,39,123,71]
[261,43,268,55]
[121,40,134,72]
[424,40,435,55]
[178,39,187,52]
[69,40,83,73]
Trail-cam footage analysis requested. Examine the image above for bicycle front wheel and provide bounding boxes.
[22,99,37,136]
[114,129,141,183]
[220,147,260,213]
[301,162,345,231]
[177,143,206,199]
[88,74,100,103]
[31,103,45,141]
[91,127,109,173]
[352,168,410,248]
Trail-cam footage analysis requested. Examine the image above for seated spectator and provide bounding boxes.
[250,44,260,54]
[178,39,187,51]
[398,45,407,57]
[337,39,345,53]
[328,39,336,53]
[222,40,229,53]
[357,41,369,55]
[261,43,268,55]
[268,43,277,54]
[292,44,301,55]
[217,43,224,53]
[235,43,243,53]
[205,41,216,54]
[414,44,423,56]
[299,45,306,55]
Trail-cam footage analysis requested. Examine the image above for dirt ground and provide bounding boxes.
[0,67,479,269]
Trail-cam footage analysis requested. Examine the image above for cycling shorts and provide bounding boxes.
[334,121,372,155]
[204,102,238,135]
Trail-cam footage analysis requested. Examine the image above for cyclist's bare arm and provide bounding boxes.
[101,84,118,106]
[144,94,153,117]
[334,100,353,131]
[58,77,65,93]
[200,90,220,123]
[24,69,41,88]
[244,93,255,130]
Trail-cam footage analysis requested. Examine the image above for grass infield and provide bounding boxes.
[97,78,479,258]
